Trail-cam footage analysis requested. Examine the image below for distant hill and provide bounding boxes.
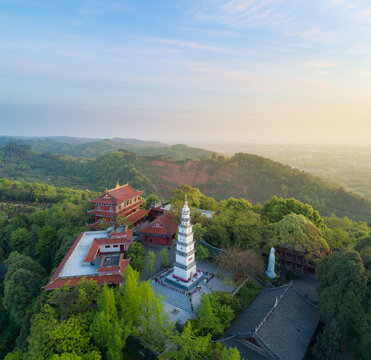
[0,143,370,222]
[0,136,213,160]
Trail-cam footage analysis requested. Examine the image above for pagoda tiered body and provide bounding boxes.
[173,196,197,280]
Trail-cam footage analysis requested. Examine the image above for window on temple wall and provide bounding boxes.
[113,245,118,248]
[105,245,110,248]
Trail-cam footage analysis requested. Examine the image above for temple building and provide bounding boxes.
[275,246,323,277]
[45,226,132,290]
[220,282,320,360]
[88,182,148,229]
[138,213,177,246]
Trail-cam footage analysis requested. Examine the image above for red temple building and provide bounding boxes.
[275,246,325,277]
[88,182,148,229]
[45,226,132,290]
[138,213,177,246]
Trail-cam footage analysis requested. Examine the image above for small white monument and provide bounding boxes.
[266,247,276,279]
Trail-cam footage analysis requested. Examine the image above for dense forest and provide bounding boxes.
[1,143,370,222]
[0,180,370,359]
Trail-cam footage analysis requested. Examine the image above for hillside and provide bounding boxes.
[200,142,371,201]
[1,143,370,222]
[0,136,214,160]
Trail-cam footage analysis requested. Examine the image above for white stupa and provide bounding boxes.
[266,247,277,279]
[173,195,197,280]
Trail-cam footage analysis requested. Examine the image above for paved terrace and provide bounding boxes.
[151,261,236,324]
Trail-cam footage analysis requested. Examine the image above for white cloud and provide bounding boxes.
[304,61,336,68]
[191,0,290,29]
[142,37,226,52]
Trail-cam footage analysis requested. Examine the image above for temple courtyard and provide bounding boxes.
[152,261,236,324]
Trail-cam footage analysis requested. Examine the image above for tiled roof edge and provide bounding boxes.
[254,283,292,334]
[255,333,284,360]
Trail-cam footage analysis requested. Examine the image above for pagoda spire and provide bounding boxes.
[116,180,120,188]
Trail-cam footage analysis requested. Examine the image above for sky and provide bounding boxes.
[0,0,370,145]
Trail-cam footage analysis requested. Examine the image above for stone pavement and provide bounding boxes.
[151,261,236,324]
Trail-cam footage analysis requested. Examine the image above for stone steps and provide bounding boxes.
[151,281,192,313]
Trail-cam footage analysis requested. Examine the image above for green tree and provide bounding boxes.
[50,315,92,355]
[3,252,46,325]
[273,214,329,260]
[221,347,241,360]
[323,227,352,249]
[224,198,252,212]
[49,352,101,360]
[28,304,58,360]
[4,350,24,360]
[196,245,209,262]
[355,236,371,252]
[9,228,32,254]
[160,248,169,268]
[116,266,173,352]
[91,285,124,360]
[169,185,202,213]
[125,242,146,272]
[116,265,142,331]
[199,195,221,211]
[145,194,160,208]
[193,223,206,241]
[166,322,211,360]
[262,196,323,227]
[312,319,342,360]
[146,251,155,278]
[49,279,100,320]
[317,250,367,326]
[204,207,264,250]
[137,281,173,352]
[198,295,220,336]
[36,225,58,269]
[197,294,234,338]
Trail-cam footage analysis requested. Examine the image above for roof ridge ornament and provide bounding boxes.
[116,180,120,188]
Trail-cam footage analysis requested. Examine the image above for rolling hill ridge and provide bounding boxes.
[1,143,370,222]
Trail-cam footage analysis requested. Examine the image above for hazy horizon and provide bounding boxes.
[1,1,370,146]
[2,134,371,149]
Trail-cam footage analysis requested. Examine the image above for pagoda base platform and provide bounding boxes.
[164,270,205,291]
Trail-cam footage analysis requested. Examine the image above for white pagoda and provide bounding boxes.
[173,196,197,280]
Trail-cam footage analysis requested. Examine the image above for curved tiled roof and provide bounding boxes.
[89,183,144,205]
[44,274,125,290]
[126,209,149,223]
[138,213,177,237]
[221,283,320,360]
